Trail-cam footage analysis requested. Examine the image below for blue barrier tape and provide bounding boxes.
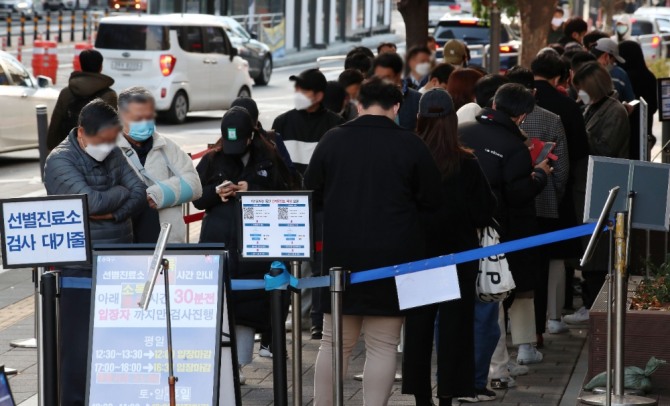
[60,276,92,289]
[264,261,299,291]
[229,222,604,291]
[350,222,599,284]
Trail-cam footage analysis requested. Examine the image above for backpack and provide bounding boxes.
[60,88,109,136]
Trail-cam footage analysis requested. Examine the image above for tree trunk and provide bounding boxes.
[600,0,616,32]
[398,0,429,49]
[518,0,556,68]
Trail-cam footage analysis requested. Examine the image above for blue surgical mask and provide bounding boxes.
[128,119,155,142]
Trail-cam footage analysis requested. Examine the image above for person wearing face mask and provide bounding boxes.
[565,62,629,325]
[272,68,344,175]
[548,7,565,45]
[612,14,632,43]
[372,52,422,130]
[116,87,202,243]
[590,38,635,103]
[44,99,147,406]
[272,70,344,339]
[404,46,433,90]
[305,77,443,406]
[194,106,293,384]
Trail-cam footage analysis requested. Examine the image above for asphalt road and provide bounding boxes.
[0,57,346,201]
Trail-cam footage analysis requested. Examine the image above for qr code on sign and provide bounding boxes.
[278,207,289,220]
[243,207,254,220]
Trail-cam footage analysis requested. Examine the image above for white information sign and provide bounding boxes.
[395,265,461,310]
[238,192,313,261]
[0,195,90,268]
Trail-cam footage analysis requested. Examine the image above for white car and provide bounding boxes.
[95,14,254,124]
[0,50,58,153]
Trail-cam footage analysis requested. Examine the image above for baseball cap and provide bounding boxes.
[593,38,625,63]
[419,88,455,117]
[220,106,254,155]
[442,40,467,65]
[289,68,328,93]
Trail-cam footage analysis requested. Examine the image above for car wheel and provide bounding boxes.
[166,91,189,124]
[238,86,251,98]
[254,56,272,86]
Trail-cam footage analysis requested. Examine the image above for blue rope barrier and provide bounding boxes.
[230,222,603,291]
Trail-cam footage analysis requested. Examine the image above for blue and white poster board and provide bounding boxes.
[0,195,90,268]
[237,192,313,261]
[86,247,241,406]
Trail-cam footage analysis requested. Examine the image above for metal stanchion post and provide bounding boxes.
[10,268,39,348]
[36,105,49,181]
[33,14,38,41]
[46,11,51,41]
[57,10,63,43]
[270,264,288,406]
[6,15,11,48]
[290,261,302,406]
[20,13,25,46]
[40,271,58,406]
[330,267,344,406]
[70,10,75,42]
[82,11,87,41]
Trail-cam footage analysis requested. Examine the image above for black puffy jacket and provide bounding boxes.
[44,130,147,246]
[459,108,548,292]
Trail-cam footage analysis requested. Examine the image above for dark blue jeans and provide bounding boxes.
[474,301,500,389]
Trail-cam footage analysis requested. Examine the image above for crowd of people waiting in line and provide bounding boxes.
[43,13,658,402]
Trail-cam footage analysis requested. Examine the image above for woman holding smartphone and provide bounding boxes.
[193,106,293,383]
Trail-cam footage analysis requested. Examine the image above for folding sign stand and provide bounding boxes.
[579,157,670,406]
[237,191,314,406]
[138,223,177,406]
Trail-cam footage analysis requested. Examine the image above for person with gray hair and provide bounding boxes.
[116,86,202,243]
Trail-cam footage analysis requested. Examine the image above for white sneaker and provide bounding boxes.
[239,366,247,385]
[548,319,569,334]
[517,344,543,365]
[258,345,272,358]
[564,306,589,324]
[507,361,529,377]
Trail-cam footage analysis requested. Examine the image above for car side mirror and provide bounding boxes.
[229,46,238,61]
[36,75,53,88]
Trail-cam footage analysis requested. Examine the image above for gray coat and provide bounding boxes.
[44,130,147,244]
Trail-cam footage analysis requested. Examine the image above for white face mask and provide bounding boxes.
[294,92,313,110]
[616,25,629,35]
[415,62,431,77]
[578,89,591,105]
[85,143,116,162]
[551,17,564,27]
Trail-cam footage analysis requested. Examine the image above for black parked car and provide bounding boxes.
[218,16,273,86]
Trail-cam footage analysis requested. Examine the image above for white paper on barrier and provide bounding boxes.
[395,265,460,310]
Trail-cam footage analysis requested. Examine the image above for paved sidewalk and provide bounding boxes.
[0,262,591,406]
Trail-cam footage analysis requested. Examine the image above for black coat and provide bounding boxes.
[459,108,547,292]
[304,114,443,316]
[193,143,289,329]
[398,87,421,131]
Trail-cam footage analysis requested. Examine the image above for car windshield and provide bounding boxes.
[224,18,251,41]
[632,21,653,36]
[434,23,510,45]
[95,24,169,50]
[2,56,32,87]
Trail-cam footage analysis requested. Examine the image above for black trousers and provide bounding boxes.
[402,266,476,399]
[59,273,92,406]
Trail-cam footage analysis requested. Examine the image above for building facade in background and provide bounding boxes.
[147,0,393,57]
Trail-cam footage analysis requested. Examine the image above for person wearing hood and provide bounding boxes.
[44,99,147,405]
[193,106,293,383]
[116,87,203,243]
[613,14,633,43]
[47,50,117,150]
